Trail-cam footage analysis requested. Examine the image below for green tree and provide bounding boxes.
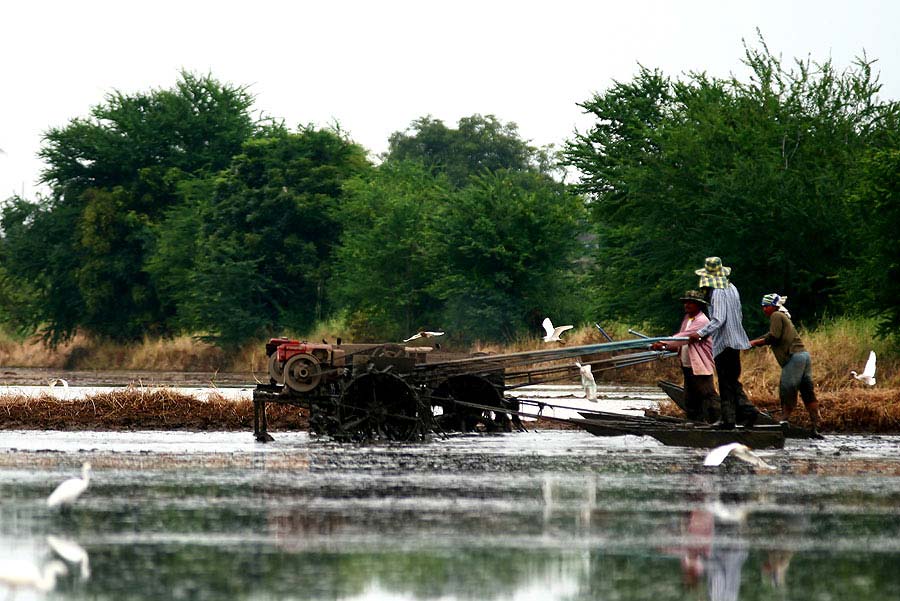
[332,161,448,341]
[427,170,587,342]
[844,146,900,337]
[0,72,258,342]
[386,114,552,188]
[40,71,256,206]
[149,126,370,347]
[566,37,898,332]
[0,198,83,342]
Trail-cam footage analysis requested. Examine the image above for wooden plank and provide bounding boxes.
[656,380,817,438]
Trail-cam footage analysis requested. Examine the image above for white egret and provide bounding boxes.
[574,361,598,401]
[47,462,92,509]
[703,443,775,471]
[0,559,67,594]
[542,317,573,342]
[47,535,90,580]
[850,350,876,386]
[403,331,445,343]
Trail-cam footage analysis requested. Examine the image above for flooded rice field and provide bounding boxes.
[1,385,898,600]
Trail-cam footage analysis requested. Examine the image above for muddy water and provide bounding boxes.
[0,388,899,600]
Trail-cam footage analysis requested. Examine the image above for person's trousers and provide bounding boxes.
[714,347,756,424]
[682,367,718,422]
[779,351,817,410]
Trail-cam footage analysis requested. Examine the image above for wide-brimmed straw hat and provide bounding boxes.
[679,290,708,305]
[695,256,731,289]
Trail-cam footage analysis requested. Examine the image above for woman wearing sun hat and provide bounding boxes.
[687,257,760,430]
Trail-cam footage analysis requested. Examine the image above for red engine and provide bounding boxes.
[266,338,346,394]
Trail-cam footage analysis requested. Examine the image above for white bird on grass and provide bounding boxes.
[48,378,69,388]
[542,317,573,342]
[0,559,67,595]
[574,361,598,402]
[47,462,91,509]
[703,443,776,471]
[851,350,877,386]
[47,536,90,580]
[403,331,445,343]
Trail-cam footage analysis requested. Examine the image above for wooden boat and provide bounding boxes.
[573,411,785,449]
[656,380,819,439]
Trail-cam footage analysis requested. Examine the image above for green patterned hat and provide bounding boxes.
[694,256,731,289]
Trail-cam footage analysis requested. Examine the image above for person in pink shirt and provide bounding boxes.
[652,290,718,422]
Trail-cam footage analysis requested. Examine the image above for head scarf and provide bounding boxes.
[761,293,791,318]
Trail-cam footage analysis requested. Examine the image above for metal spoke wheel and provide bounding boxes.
[283,353,322,393]
[267,352,285,385]
[431,374,516,432]
[316,372,428,441]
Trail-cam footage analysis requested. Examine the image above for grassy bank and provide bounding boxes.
[0,313,897,432]
[0,316,894,392]
[0,317,896,433]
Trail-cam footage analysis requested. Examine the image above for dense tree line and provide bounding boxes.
[0,37,897,349]
[0,73,587,347]
[565,37,900,336]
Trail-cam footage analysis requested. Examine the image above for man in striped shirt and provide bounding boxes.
[687,257,760,430]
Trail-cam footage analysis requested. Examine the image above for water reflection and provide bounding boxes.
[0,431,899,599]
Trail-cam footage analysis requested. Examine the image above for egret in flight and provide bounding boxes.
[403,331,445,343]
[850,350,876,386]
[542,317,573,342]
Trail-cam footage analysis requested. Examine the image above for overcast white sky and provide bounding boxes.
[2,0,898,200]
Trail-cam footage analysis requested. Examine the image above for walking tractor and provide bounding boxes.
[251,335,752,445]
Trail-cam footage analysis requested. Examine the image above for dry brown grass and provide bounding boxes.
[0,389,308,431]
[0,317,895,433]
[0,333,232,371]
[492,318,898,394]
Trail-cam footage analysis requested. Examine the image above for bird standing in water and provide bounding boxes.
[574,361,598,401]
[47,462,92,509]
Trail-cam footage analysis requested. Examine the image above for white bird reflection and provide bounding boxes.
[47,535,90,580]
[0,558,67,596]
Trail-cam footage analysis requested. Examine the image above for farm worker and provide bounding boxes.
[749,293,823,437]
[650,290,718,423]
[687,257,761,430]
